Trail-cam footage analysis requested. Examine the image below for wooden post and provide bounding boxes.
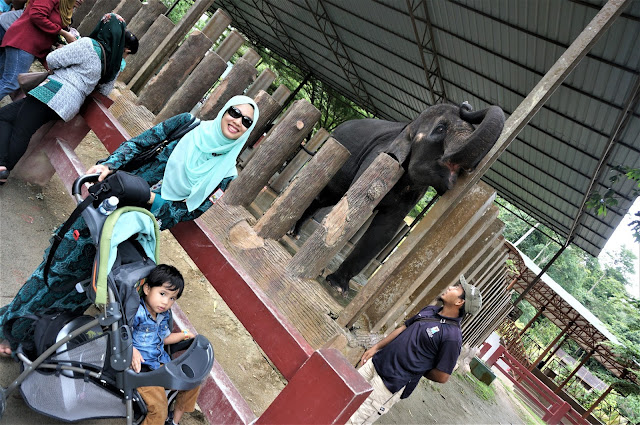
[272,85,291,105]
[128,0,216,93]
[270,128,330,193]
[127,0,167,38]
[137,30,213,114]
[113,0,142,23]
[242,48,261,66]
[224,100,321,206]
[77,0,120,36]
[119,16,174,84]
[197,56,257,120]
[71,0,98,28]
[288,153,404,278]
[245,91,283,149]
[201,9,232,43]
[214,30,246,62]
[246,69,277,99]
[366,184,496,332]
[254,138,350,240]
[154,51,227,123]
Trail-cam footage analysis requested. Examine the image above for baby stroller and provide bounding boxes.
[0,174,214,424]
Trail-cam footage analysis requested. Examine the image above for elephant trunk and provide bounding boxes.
[442,105,505,171]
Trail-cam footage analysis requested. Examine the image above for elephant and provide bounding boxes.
[293,102,505,295]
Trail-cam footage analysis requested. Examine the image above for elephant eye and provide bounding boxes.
[434,124,446,134]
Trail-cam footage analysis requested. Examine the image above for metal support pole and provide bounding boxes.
[555,348,596,393]
[529,321,574,371]
[513,244,569,306]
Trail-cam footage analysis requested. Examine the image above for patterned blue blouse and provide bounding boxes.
[99,112,233,230]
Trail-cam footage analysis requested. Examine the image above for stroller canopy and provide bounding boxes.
[94,208,160,305]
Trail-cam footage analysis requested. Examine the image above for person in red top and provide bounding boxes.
[0,0,78,99]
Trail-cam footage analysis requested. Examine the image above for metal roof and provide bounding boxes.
[215,0,640,257]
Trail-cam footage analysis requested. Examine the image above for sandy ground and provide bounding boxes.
[0,97,541,424]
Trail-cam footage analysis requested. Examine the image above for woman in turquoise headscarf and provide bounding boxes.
[0,96,259,356]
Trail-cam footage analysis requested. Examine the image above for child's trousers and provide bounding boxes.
[137,385,200,425]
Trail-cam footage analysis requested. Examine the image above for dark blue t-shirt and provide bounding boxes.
[372,305,462,398]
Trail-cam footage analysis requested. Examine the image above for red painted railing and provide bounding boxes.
[485,344,587,425]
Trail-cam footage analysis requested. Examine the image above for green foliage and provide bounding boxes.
[587,165,640,243]
[255,46,370,132]
[408,188,438,219]
[159,0,193,24]
[498,196,640,420]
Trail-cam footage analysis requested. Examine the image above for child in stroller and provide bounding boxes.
[131,264,200,425]
[0,174,214,425]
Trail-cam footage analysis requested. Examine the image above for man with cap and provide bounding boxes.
[347,275,482,425]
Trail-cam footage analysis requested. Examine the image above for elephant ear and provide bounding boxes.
[384,122,414,164]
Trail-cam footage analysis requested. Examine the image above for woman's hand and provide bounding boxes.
[86,164,112,181]
[130,347,143,373]
[59,28,77,44]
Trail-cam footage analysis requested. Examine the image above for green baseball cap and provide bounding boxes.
[459,275,482,316]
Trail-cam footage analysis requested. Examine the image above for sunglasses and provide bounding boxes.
[226,106,253,128]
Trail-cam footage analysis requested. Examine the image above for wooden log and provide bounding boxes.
[246,68,277,99]
[255,138,350,240]
[242,48,261,66]
[224,100,321,206]
[113,0,142,23]
[197,56,257,120]
[128,0,216,93]
[77,0,120,36]
[201,8,232,43]
[270,128,329,193]
[119,16,174,84]
[358,183,495,332]
[72,0,98,28]
[127,0,167,38]
[137,30,213,114]
[272,85,291,105]
[214,30,246,62]
[154,51,227,124]
[287,153,404,278]
[245,90,282,149]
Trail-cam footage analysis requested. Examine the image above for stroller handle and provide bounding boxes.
[72,174,101,201]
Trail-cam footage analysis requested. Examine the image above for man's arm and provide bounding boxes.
[359,324,407,366]
[424,368,451,383]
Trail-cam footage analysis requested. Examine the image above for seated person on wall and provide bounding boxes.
[130,264,200,425]
[0,0,82,98]
[0,95,259,357]
[347,275,482,425]
[0,13,138,185]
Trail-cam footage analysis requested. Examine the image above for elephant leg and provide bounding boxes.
[291,190,343,236]
[327,207,407,294]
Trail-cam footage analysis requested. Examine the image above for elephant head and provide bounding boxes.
[386,102,505,194]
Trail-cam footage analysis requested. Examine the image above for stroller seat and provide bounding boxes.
[1,175,214,425]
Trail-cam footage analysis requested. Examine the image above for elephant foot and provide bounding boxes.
[327,273,350,297]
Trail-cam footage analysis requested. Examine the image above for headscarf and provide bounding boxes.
[161,96,260,212]
[25,0,75,27]
[88,13,126,84]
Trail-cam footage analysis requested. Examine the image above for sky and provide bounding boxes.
[599,197,640,299]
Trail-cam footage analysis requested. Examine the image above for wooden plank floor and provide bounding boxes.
[199,199,346,349]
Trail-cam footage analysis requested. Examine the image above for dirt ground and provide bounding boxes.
[0,95,541,425]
